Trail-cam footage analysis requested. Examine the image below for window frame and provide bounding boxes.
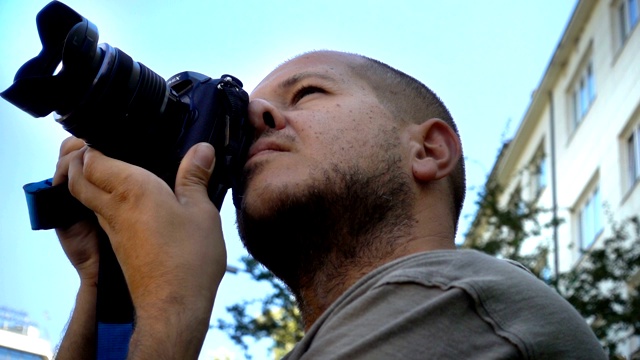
[529,144,547,200]
[625,124,640,191]
[614,0,639,47]
[569,60,596,131]
[576,184,603,251]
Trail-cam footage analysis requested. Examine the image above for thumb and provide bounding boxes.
[174,142,216,204]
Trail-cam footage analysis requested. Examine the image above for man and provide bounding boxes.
[54,51,605,359]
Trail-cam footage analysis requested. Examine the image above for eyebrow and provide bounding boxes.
[278,71,338,90]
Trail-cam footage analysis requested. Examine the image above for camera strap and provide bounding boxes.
[23,179,93,230]
[96,229,134,360]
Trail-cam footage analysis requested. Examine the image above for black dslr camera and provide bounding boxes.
[1,1,253,229]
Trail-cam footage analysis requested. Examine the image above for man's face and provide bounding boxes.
[241,51,402,216]
[236,52,415,291]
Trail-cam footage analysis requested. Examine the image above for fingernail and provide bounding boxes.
[194,143,215,171]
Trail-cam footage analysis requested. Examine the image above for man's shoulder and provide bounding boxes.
[291,250,606,359]
[370,249,566,319]
[371,249,535,289]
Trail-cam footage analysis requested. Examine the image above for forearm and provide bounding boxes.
[126,285,220,360]
[56,282,98,359]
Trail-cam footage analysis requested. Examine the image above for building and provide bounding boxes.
[0,307,53,360]
[464,0,639,356]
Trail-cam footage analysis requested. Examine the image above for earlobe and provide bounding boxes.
[410,118,461,183]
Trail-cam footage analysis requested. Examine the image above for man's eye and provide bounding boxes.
[291,86,325,104]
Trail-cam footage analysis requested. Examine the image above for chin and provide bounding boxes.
[240,177,302,219]
[235,154,415,298]
[241,163,317,216]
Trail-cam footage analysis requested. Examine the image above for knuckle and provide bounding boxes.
[67,172,80,198]
[113,173,145,205]
[81,153,96,176]
[59,136,84,158]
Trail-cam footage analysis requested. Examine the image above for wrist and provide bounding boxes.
[76,258,100,287]
[79,277,99,290]
[56,281,98,359]
[128,295,215,359]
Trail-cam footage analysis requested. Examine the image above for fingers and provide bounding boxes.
[53,138,102,284]
[53,136,87,186]
[59,136,86,158]
[62,140,218,239]
[56,136,143,197]
[174,143,216,206]
[66,147,112,212]
[57,138,217,211]
[80,147,141,194]
[68,146,180,234]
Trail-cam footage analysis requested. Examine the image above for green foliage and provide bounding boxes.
[463,179,556,278]
[215,256,303,359]
[552,216,640,357]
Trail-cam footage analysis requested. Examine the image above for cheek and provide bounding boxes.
[304,109,379,157]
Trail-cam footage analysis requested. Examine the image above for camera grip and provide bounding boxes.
[23,178,94,230]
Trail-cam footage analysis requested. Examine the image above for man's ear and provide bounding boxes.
[409,118,462,183]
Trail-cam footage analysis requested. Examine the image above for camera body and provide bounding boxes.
[1,1,253,229]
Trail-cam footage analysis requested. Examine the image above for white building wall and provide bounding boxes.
[481,0,640,271]
[466,1,639,354]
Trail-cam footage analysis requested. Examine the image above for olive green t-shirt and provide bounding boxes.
[283,250,605,359]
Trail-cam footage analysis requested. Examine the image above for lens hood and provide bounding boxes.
[0,1,98,117]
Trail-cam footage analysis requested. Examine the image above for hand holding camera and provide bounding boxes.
[1,2,251,356]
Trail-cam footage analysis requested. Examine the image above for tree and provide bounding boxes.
[463,178,556,279]
[552,216,640,357]
[214,256,303,359]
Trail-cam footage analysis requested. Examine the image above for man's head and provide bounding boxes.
[236,50,465,299]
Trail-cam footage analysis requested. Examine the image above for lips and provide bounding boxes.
[247,138,288,161]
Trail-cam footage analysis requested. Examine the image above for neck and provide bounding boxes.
[295,229,457,330]
[297,258,379,330]
[295,236,400,330]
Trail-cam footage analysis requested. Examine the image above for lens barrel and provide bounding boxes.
[56,43,186,167]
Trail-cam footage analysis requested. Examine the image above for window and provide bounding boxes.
[616,0,639,46]
[578,186,603,250]
[508,186,527,217]
[627,124,640,190]
[571,61,596,129]
[529,145,547,199]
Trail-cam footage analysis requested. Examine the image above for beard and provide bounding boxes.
[236,141,415,303]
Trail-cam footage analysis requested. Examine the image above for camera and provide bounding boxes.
[1,1,253,229]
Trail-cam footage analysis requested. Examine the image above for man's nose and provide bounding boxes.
[248,99,286,132]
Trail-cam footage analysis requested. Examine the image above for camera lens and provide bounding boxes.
[56,43,186,167]
[0,1,188,170]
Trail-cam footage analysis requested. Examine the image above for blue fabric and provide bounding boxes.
[23,178,93,230]
[97,322,133,360]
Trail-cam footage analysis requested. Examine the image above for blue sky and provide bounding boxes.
[0,1,577,358]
